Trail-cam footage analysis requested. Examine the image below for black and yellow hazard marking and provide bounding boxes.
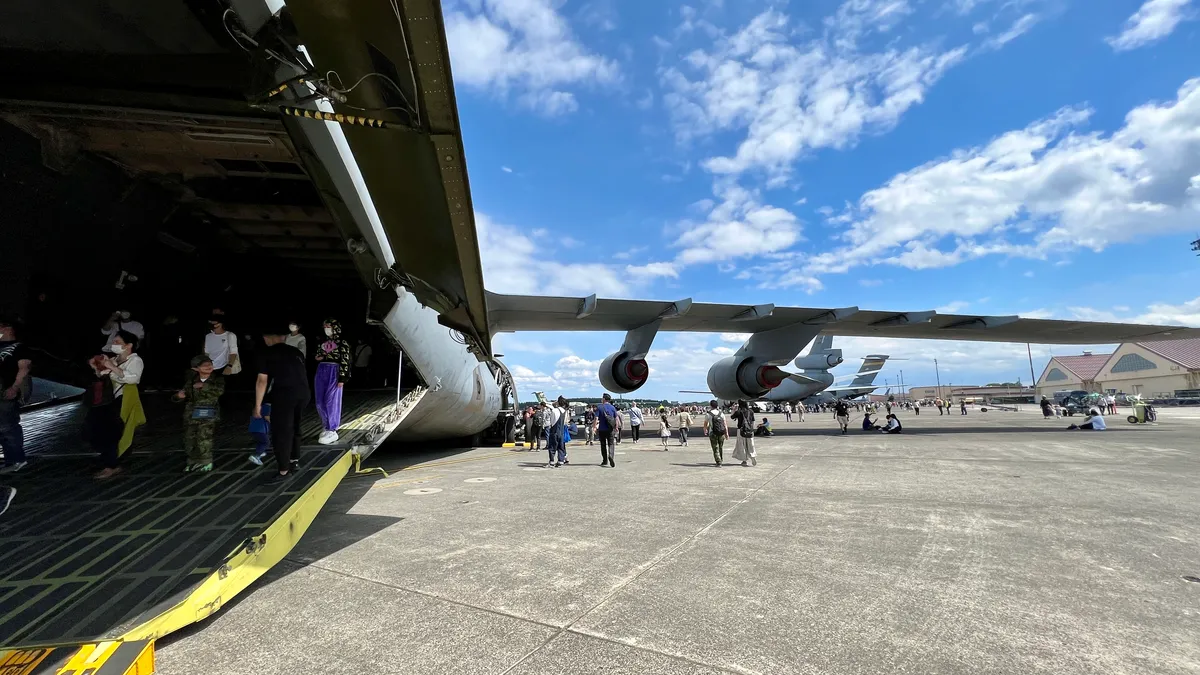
[278,105,389,127]
[0,640,154,675]
[0,392,400,650]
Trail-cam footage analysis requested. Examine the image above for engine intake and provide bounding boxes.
[598,351,649,394]
[793,350,843,370]
[706,356,787,401]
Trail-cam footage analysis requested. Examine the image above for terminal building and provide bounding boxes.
[1036,338,1200,400]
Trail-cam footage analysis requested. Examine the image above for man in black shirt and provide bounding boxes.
[255,326,311,483]
[0,317,33,473]
[833,400,850,434]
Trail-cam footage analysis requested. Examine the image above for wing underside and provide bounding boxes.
[486,292,1196,344]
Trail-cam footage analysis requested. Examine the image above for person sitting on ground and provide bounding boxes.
[881,413,903,434]
[754,417,773,437]
[1066,407,1107,431]
[862,411,880,431]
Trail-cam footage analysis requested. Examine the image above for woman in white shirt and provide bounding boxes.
[88,331,147,478]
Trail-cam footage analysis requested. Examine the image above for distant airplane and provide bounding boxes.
[679,336,889,404]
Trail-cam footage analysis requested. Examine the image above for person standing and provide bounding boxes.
[255,327,311,483]
[658,411,671,448]
[702,399,728,467]
[101,309,145,351]
[175,355,225,473]
[960,399,968,415]
[614,405,623,444]
[783,403,792,422]
[0,318,33,474]
[584,405,596,445]
[285,321,307,359]
[730,400,757,467]
[93,331,147,476]
[596,394,618,467]
[203,316,240,376]
[913,399,921,415]
[543,396,566,468]
[628,402,643,443]
[935,398,944,415]
[677,407,692,447]
[313,318,351,444]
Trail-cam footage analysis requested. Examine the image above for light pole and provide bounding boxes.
[934,358,942,399]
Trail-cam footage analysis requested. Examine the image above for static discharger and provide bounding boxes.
[277,106,389,128]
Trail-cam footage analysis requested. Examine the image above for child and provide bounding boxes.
[659,412,671,448]
[248,401,272,466]
[174,354,225,473]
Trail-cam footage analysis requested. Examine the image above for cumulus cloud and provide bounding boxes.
[673,182,803,265]
[445,0,619,115]
[780,77,1200,280]
[661,6,967,181]
[476,212,628,296]
[1107,0,1195,51]
[981,13,1041,50]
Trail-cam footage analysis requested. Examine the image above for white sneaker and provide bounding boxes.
[0,461,27,475]
[317,430,339,445]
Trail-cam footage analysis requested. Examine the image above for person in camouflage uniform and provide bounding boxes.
[175,354,225,472]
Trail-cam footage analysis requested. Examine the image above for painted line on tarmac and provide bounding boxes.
[371,475,445,490]
[397,451,514,472]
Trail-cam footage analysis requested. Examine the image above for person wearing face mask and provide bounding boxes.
[285,321,307,358]
[0,317,33,474]
[87,331,146,478]
[313,318,351,444]
[101,309,145,351]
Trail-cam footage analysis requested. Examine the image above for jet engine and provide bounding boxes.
[792,349,843,370]
[598,351,650,394]
[706,356,788,401]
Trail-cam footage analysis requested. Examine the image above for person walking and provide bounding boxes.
[614,406,623,444]
[960,399,967,415]
[702,399,728,467]
[256,326,312,483]
[731,399,757,467]
[783,404,792,422]
[0,317,33,474]
[658,411,671,448]
[677,407,692,447]
[913,400,921,415]
[833,399,850,434]
[628,403,643,443]
[90,331,146,478]
[596,394,619,467]
[313,318,351,444]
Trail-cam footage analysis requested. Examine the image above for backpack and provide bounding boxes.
[708,410,726,435]
[601,405,617,430]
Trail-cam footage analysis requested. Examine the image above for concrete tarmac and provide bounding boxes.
[157,408,1200,674]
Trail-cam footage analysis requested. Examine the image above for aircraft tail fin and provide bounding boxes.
[849,355,888,388]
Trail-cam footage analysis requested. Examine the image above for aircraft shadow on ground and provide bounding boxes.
[763,425,1069,436]
[156,439,477,649]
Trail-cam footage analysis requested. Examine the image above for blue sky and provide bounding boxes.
[442,0,1200,400]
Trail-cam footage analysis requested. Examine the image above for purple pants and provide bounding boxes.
[315,362,343,431]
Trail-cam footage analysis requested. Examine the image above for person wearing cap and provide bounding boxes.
[255,325,310,483]
[174,354,225,472]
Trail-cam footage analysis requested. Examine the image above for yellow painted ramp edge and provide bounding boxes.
[119,451,355,642]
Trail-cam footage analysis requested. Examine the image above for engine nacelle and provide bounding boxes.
[706,356,788,401]
[793,349,843,370]
[598,351,650,394]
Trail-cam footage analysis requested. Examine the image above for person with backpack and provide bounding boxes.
[731,399,757,467]
[702,399,728,467]
[596,393,619,467]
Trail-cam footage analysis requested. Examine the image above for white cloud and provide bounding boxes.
[673,181,803,265]
[782,77,1200,280]
[626,262,680,279]
[445,0,619,115]
[662,6,968,181]
[981,13,1040,50]
[859,278,885,287]
[719,332,751,343]
[501,165,514,173]
[1107,0,1195,51]
[476,212,628,295]
[935,300,970,313]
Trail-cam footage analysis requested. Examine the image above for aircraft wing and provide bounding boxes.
[486,292,1196,344]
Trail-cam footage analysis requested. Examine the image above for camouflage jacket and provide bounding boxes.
[183,371,225,418]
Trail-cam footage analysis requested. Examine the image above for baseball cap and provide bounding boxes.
[190,354,214,368]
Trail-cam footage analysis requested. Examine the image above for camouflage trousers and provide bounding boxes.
[709,432,724,463]
[184,420,217,463]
